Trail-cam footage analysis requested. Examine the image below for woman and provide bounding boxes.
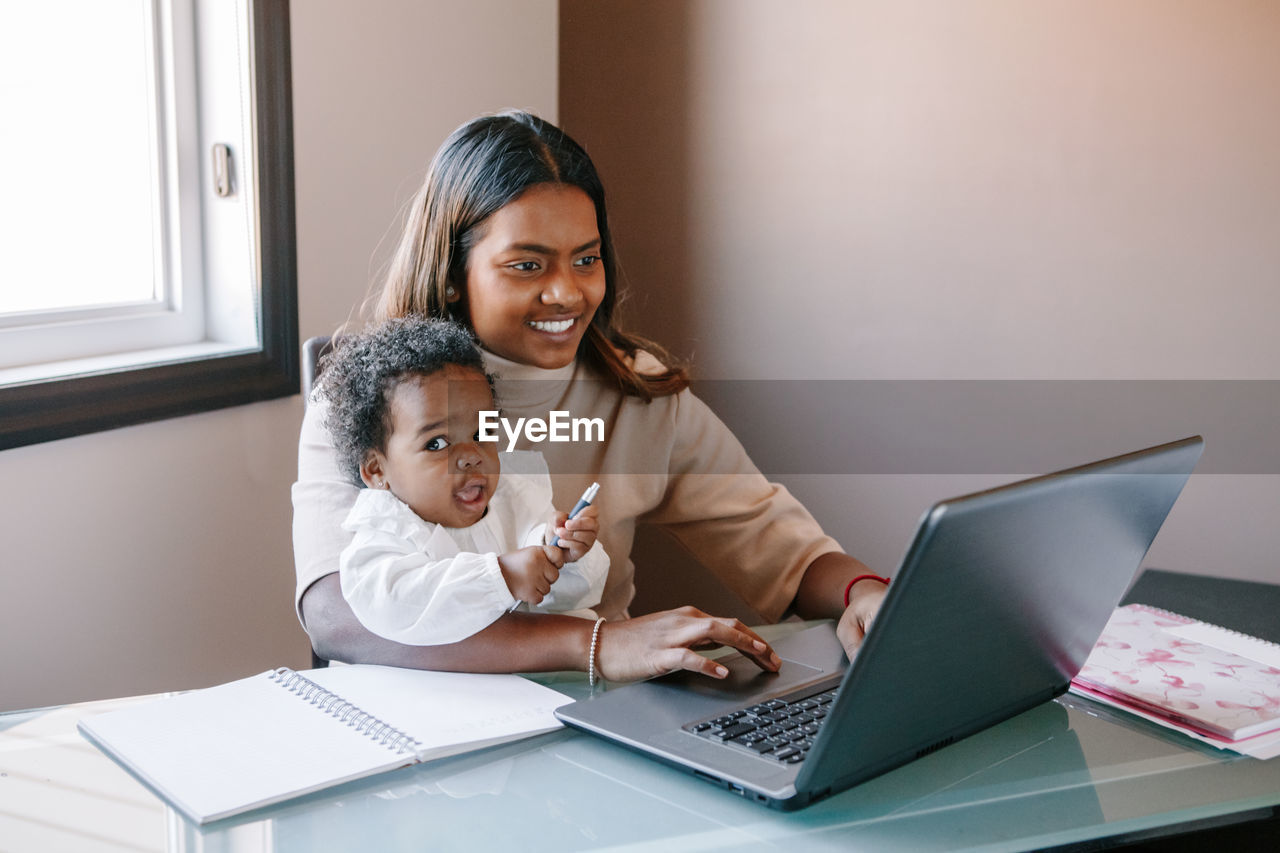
[293,111,887,682]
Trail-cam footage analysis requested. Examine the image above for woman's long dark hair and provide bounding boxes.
[373,110,687,399]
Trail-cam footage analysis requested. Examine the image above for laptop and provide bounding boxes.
[555,436,1204,810]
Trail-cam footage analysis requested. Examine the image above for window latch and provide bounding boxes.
[212,143,234,197]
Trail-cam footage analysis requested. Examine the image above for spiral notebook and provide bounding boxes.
[77,665,571,825]
[1071,604,1280,743]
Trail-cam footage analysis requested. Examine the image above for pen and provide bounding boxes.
[510,482,600,612]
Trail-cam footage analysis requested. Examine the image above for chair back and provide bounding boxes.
[299,334,336,668]
[300,335,334,403]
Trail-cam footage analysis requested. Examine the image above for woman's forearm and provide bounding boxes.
[791,551,877,619]
[301,572,784,681]
[300,573,593,672]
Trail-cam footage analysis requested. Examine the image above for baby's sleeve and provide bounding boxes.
[339,525,517,645]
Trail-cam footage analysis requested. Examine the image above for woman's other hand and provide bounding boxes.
[836,576,888,659]
[593,606,781,682]
[793,552,889,660]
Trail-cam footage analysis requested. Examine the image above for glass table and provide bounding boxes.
[3,574,1278,852]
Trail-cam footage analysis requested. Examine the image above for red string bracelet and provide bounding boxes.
[844,573,890,608]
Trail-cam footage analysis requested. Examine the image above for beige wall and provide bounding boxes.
[561,0,1280,617]
[0,0,557,712]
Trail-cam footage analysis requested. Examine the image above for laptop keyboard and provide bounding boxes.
[685,687,839,764]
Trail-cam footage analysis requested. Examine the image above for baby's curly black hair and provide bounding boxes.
[318,316,493,486]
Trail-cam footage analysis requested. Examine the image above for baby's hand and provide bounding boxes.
[549,505,599,563]
[498,545,564,605]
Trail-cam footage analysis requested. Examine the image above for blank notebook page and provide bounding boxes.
[80,672,411,823]
[306,664,567,754]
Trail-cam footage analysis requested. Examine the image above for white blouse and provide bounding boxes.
[338,450,609,645]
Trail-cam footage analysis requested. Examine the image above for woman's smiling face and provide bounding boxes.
[460,183,606,369]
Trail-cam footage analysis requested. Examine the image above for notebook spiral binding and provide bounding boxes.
[268,668,423,756]
[1128,604,1196,624]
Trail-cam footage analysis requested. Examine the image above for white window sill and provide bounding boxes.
[0,342,259,389]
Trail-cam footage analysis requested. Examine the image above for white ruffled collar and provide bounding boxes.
[344,489,460,557]
[343,470,519,557]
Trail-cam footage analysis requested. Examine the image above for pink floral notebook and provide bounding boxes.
[1071,604,1280,742]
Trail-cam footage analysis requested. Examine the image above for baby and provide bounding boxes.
[319,316,609,645]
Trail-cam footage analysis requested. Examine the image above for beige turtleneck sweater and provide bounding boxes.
[292,349,842,627]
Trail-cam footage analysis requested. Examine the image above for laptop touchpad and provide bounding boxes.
[659,653,827,700]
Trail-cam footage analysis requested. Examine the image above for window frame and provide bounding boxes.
[0,0,297,451]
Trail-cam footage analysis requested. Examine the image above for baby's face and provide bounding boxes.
[373,365,500,528]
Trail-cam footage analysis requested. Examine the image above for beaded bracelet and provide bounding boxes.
[843,573,890,608]
[588,616,606,688]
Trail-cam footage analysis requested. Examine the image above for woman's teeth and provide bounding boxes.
[528,319,574,333]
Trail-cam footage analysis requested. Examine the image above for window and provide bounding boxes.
[0,0,297,450]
